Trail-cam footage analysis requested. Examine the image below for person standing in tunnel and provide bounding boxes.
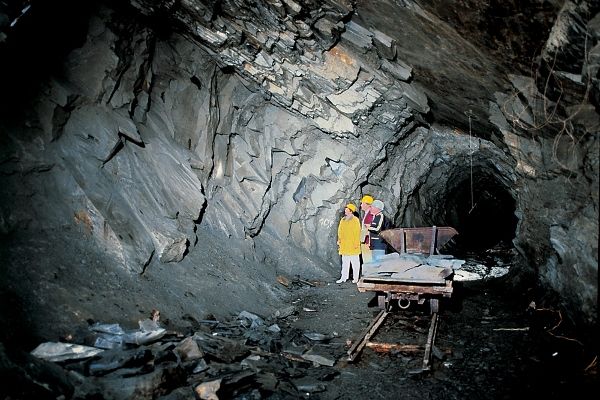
[359,195,374,263]
[368,200,386,262]
[336,203,362,284]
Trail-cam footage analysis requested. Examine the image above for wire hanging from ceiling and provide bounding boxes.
[464,110,478,214]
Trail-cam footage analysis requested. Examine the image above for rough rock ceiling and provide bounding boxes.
[1,0,596,138]
[119,0,597,139]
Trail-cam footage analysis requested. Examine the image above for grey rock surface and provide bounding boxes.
[0,0,597,348]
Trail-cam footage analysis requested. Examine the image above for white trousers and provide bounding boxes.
[340,255,361,281]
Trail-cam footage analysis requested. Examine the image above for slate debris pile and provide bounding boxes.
[2,308,347,399]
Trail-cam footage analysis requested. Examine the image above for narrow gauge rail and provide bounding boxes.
[346,309,440,372]
[345,226,458,370]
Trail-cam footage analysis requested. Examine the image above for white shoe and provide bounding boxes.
[336,279,344,284]
[352,280,359,283]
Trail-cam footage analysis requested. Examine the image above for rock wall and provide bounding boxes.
[492,81,598,326]
[0,0,597,341]
[488,1,599,327]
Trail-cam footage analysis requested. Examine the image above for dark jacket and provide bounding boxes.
[368,213,386,250]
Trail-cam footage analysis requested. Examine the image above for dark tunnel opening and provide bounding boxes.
[441,171,518,255]
[0,0,94,116]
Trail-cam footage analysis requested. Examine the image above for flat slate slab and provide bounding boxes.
[362,253,461,284]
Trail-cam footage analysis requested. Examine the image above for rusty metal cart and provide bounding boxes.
[350,227,462,368]
[381,226,459,256]
[357,226,460,314]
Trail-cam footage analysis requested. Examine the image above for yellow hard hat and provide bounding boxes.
[345,203,357,213]
[360,195,374,205]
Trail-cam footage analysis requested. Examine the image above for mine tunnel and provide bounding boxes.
[397,144,520,255]
[446,173,518,252]
[0,0,597,399]
[438,169,518,253]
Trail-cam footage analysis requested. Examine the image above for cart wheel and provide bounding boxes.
[430,298,439,314]
[377,294,386,310]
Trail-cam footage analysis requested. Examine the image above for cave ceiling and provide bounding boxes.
[115,0,595,140]
[1,0,596,140]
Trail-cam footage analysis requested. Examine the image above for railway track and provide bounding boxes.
[346,309,440,372]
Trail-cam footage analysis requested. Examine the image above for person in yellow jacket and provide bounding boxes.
[336,203,362,284]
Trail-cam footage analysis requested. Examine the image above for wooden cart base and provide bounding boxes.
[357,277,453,314]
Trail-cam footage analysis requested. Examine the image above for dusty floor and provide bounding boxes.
[283,274,598,399]
[1,246,597,399]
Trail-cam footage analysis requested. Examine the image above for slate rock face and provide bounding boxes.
[28,11,207,271]
[0,0,597,341]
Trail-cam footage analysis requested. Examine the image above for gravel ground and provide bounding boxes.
[1,241,596,399]
[283,273,598,400]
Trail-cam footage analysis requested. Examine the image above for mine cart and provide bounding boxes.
[381,226,459,256]
[357,226,462,313]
